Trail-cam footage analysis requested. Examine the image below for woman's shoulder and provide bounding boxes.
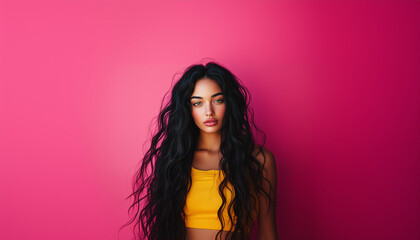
[252,144,275,168]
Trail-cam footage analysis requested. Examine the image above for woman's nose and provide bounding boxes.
[205,104,214,116]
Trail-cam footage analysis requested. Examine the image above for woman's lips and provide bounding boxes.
[204,119,217,126]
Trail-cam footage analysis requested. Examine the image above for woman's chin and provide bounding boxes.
[199,127,222,134]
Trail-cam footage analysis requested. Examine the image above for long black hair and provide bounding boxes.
[123,62,272,240]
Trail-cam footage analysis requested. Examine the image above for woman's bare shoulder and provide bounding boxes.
[252,144,275,167]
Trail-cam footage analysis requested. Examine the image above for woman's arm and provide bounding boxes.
[254,146,278,240]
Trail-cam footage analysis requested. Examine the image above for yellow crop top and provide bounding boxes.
[184,166,236,231]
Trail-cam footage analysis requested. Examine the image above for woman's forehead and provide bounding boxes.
[190,78,223,98]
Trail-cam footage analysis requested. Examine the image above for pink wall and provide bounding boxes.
[1,1,419,239]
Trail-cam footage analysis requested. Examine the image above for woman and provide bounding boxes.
[125,62,278,240]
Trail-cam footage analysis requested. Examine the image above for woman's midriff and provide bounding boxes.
[186,227,249,240]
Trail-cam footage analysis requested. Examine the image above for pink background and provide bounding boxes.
[1,1,419,239]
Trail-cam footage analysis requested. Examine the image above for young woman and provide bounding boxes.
[125,62,278,240]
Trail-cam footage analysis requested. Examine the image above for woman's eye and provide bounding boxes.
[214,98,224,103]
[192,102,202,106]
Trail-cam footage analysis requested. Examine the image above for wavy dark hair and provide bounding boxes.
[122,62,272,240]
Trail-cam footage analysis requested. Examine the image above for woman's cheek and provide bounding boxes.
[191,109,201,124]
[218,105,226,118]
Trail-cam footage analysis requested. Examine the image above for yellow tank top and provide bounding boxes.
[184,166,236,231]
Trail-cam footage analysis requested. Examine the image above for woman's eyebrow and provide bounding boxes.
[190,92,223,100]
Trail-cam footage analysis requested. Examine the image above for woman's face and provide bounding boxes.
[190,78,226,134]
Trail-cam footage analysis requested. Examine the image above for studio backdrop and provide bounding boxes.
[0,1,419,240]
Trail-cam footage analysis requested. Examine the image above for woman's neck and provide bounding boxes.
[197,131,221,152]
